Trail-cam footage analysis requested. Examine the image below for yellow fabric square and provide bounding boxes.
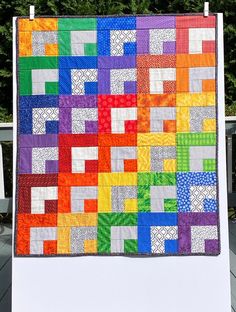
[98,186,111,212]
[163,159,176,172]
[57,227,70,254]
[124,199,138,212]
[58,213,97,227]
[84,240,97,253]
[176,107,190,132]
[137,147,150,172]
[137,133,176,146]
[203,119,216,132]
[98,173,137,186]
[176,92,215,107]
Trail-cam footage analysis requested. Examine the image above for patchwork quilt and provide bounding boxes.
[15,15,220,256]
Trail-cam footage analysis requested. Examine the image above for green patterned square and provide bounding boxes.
[124,240,138,253]
[203,159,216,171]
[164,199,177,212]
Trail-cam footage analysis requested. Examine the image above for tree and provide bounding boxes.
[0,0,235,121]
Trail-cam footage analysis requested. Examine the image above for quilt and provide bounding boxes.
[15,15,220,256]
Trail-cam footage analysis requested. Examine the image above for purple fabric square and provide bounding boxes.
[85,121,98,133]
[19,148,32,173]
[59,108,71,134]
[124,81,136,94]
[137,30,149,54]
[205,240,220,254]
[163,41,176,54]
[45,160,58,173]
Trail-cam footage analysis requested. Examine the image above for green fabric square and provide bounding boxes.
[138,198,150,212]
[19,57,58,70]
[124,239,138,253]
[97,225,110,253]
[45,82,58,94]
[58,18,96,31]
[164,199,177,212]
[58,31,71,55]
[84,43,97,55]
[19,71,32,95]
[203,159,216,171]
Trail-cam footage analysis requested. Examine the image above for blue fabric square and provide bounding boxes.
[98,30,110,56]
[138,226,151,253]
[138,212,178,226]
[19,109,32,134]
[124,42,137,55]
[59,69,71,94]
[84,82,98,94]
[19,95,58,109]
[165,240,178,253]
[204,198,217,212]
[45,120,59,134]
[138,213,177,253]
[97,17,136,30]
[177,172,217,212]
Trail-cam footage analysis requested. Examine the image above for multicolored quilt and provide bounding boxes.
[15,15,220,256]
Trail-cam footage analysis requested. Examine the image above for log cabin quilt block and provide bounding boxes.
[15,15,220,256]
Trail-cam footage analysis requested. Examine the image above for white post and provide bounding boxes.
[0,143,5,199]
[29,5,35,20]
[204,2,209,17]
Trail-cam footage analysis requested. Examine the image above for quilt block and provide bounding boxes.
[15,15,219,256]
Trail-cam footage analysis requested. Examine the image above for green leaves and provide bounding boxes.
[0,0,235,119]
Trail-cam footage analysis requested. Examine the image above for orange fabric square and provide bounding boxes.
[202,80,216,92]
[176,54,215,68]
[137,94,176,107]
[19,32,32,56]
[163,81,176,93]
[44,240,57,255]
[45,43,58,56]
[163,120,176,133]
[98,146,111,172]
[58,186,71,213]
[137,120,150,132]
[84,199,98,213]
[18,18,58,31]
[137,108,150,132]
[58,173,98,186]
[124,159,137,172]
[176,68,189,92]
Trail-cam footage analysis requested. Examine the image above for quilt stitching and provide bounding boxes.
[15,14,220,256]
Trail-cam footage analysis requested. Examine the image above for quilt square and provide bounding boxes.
[15,14,219,256]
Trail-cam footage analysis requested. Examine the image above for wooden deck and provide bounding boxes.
[229,220,236,312]
[0,223,12,312]
[0,221,236,312]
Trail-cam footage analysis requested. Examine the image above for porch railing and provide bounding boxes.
[0,123,13,213]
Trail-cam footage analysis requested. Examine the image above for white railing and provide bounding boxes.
[0,123,13,213]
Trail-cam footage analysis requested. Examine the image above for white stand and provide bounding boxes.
[12,14,231,312]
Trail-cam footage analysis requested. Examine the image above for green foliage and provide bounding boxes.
[0,0,235,120]
[0,107,12,122]
[2,142,12,197]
